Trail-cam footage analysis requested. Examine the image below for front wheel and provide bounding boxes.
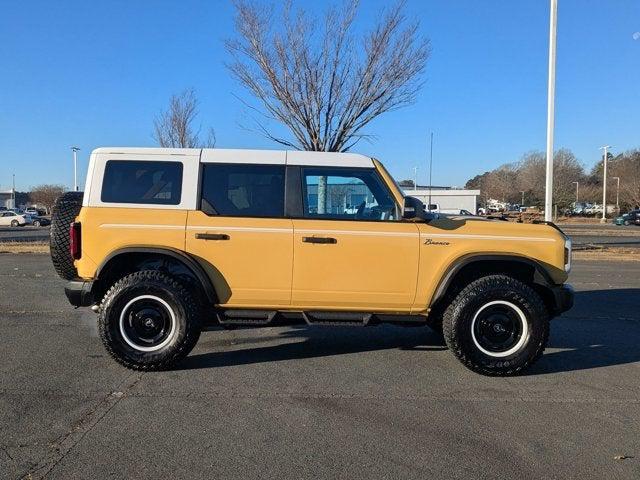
[624,220,630,226]
[33,220,41,227]
[98,271,202,370]
[443,275,549,376]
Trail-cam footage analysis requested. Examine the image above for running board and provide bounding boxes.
[208,309,428,328]
[216,309,278,326]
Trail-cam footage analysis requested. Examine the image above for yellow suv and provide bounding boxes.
[50,148,573,375]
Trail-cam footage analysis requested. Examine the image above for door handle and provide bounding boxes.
[302,236,337,244]
[195,233,230,241]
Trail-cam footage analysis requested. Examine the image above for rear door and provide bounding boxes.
[290,166,420,311]
[186,156,293,308]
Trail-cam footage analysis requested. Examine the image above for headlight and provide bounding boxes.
[564,237,572,273]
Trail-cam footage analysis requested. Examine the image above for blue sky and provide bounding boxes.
[1,0,638,191]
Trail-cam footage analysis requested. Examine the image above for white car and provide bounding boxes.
[0,211,28,227]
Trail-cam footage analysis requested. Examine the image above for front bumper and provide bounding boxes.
[65,279,95,307]
[549,283,574,316]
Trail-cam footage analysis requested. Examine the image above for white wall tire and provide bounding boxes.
[118,295,177,352]
[470,301,530,358]
[443,275,549,376]
[98,271,202,370]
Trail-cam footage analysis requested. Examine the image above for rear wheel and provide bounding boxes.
[624,220,630,226]
[10,220,19,227]
[442,274,549,376]
[98,270,202,370]
[33,220,41,227]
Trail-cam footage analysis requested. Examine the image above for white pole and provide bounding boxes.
[71,147,80,191]
[413,166,418,191]
[612,176,620,211]
[600,145,609,222]
[572,181,578,203]
[544,0,558,222]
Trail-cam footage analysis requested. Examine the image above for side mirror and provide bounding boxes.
[402,196,425,219]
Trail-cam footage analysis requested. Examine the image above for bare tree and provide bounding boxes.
[226,0,430,153]
[29,184,65,214]
[153,89,216,148]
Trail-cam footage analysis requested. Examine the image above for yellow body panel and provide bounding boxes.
[185,211,293,308]
[75,207,187,279]
[291,219,420,311]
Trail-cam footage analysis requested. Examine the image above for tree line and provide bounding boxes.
[465,149,640,211]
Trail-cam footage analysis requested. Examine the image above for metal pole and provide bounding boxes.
[71,147,80,191]
[521,191,525,206]
[12,174,15,208]
[572,181,578,203]
[600,145,610,222]
[428,132,433,208]
[544,0,558,222]
[413,166,418,191]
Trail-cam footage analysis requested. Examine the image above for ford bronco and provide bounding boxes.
[50,148,573,375]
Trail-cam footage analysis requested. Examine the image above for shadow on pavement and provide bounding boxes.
[180,289,640,374]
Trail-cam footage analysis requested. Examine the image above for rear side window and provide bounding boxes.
[200,164,285,217]
[101,161,183,205]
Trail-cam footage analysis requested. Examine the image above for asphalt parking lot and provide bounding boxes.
[1,254,639,479]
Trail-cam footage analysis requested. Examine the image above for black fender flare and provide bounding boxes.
[430,254,555,307]
[96,247,217,304]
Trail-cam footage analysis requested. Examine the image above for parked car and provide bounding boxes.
[439,209,475,216]
[0,211,28,227]
[50,147,573,376]
[25,207,46,217]
[614,210,640,226]
[31,215,51,227]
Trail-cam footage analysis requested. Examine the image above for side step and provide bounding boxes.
[216,309,278,326]
[303,311,377,326]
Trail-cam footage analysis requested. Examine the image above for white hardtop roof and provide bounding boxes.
[91,147,374,168]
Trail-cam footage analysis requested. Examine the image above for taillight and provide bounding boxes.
[70,222,82,260]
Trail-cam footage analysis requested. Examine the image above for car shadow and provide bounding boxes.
[179,289,640,374]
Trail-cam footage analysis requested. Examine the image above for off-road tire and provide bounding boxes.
[442,274,549,376]
[98,270,202,370]
[50,191,83,280]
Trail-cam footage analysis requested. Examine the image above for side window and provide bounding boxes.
[302,168,397,221]
[101,161,183,205]
[200,164,285,217]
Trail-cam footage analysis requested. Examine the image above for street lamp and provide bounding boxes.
[612,176,620,212]
[544,0,558,222]
[520,191,525,206]
[71,146,80,192]
[572,181,579,204]
[600,145,610,223]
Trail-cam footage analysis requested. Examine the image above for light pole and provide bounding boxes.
[12,174,16,209]
[572,181,579,204]
[520,191,525,206]
[612,176,620,212]
[544,0,558,222]
[600,145,610,222]
[71,146,80,191]
[412,166,418,191]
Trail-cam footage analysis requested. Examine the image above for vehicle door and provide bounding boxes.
[186,159,293,308]
[290,166,420,311]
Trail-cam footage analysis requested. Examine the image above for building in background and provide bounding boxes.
[0,189,16,209]
[402,186,481,214]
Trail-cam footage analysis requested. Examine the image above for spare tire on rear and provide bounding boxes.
[50,191,84,280]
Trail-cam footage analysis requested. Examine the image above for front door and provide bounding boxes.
[291,167,420,311]
[186,162,293,308]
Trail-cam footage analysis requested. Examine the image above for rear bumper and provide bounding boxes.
[64,279,95,307]
[550,283,574,316]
